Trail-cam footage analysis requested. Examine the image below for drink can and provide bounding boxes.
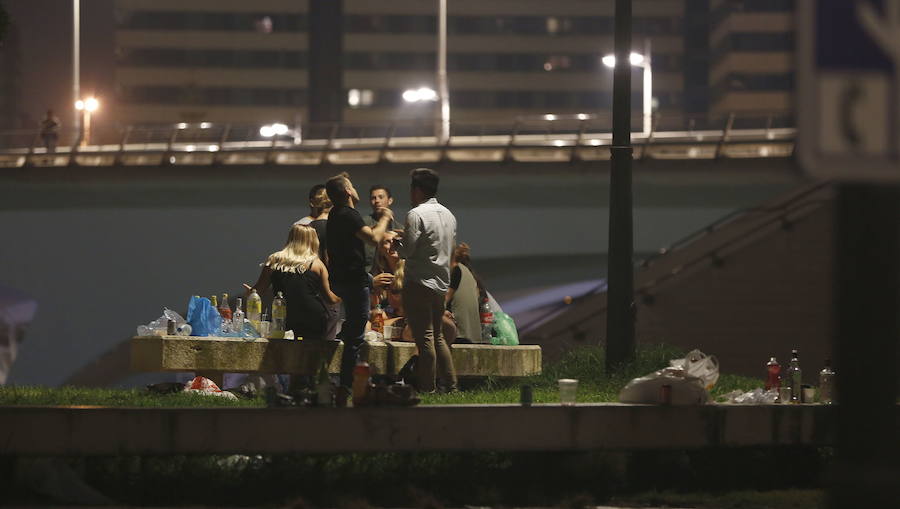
[660,384,672,405]
[520,385,533,406]
[166,319,176,335]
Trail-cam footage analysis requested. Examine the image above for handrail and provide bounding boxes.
[523,181,833,336]
[0,111,794,156]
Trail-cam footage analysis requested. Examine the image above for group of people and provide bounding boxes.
[247,168,484,394]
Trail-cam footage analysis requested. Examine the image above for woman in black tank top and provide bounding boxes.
[247,224,341,341]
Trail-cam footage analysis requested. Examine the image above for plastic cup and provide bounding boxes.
[779,386,792,404]
[802,387,816,403]
[558,378,578,406]
[258,320,271,338]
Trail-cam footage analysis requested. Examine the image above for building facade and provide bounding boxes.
[709,0,794,117]
[114,0,692,128]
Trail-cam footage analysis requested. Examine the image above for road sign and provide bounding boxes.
[798,0,900,179]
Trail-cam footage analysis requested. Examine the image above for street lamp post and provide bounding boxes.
[74,97,98,147]
[605,0,635,373]
[72,0,81,138]
[603,38,653,136]
[436,0,450,144]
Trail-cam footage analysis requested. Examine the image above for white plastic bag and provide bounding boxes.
[618,366,710,405]
[669,349,719,389]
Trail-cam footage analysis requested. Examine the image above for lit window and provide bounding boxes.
[348,88,374,108]
[546,17,560,34]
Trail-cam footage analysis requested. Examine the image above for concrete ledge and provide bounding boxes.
[130,336,541,379]
[0,404,853,456]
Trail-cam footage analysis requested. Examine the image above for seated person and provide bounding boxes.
[247,224,341,341]
[370,231,456,344]
[445,243,483,343]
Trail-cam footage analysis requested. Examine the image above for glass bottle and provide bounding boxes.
[271,291,286,339]
[819,359,835,404]
[233,297,245,334]
[787,349,802,403]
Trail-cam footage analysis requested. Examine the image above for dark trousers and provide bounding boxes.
[332,281,370,388]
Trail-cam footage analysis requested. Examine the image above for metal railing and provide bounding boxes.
[0,112,795,167]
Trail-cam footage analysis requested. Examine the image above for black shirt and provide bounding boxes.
[309,218,328,262]
[326,205,367,285]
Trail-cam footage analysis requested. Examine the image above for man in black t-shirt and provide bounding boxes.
[325,172,394,389]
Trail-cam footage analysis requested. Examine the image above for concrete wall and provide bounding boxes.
[0,159,800,386]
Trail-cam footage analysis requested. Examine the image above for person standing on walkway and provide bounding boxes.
[325,172,394,389]
[396,168,458,392]
[39,110,60,153]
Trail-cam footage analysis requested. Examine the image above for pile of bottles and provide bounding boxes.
[764,348,835,404]
[206,290,290,340]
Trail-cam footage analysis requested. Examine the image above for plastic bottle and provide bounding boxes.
[819,359,835,404]
[479,297,494,342]
[247,289,262,331]
[209,295,218,308]
[371,304,385,334]
[352,361,371,406]
[765,357,781,391]
[233,297,245,334]
[316,363,333,407]
[271,292,287,339]
[787,349,802,403]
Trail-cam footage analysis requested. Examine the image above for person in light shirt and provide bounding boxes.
[394,168,458,393]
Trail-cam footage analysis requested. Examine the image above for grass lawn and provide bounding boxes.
[0,344,761,407]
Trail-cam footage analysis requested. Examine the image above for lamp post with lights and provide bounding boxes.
[605,0,636,372]
[603,39,652,136]
[74,96,98,147]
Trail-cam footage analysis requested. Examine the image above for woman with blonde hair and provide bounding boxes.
[247,224,340,341]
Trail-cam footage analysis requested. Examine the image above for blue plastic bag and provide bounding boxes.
[185,296,223,336]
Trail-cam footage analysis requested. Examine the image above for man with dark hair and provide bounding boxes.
[325,172,394,389]
[296,184,326,226]
[396,168,458,392]
[363,184,396,272]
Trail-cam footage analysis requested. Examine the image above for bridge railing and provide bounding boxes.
[0,112,795,167]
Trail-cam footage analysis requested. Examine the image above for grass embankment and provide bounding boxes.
[0,344,761,407]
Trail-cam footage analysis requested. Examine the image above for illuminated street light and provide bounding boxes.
[402,87,439,103]
[74,96,99,147]
[260,122,295,141]
[602,43,653,136]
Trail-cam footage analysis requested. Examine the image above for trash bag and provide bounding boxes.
[618,366,710,405]
[185,296,222,337]
[490,311,519,346]
[669,349,719,389]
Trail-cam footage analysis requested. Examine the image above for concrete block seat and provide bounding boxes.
[131,336,541,386]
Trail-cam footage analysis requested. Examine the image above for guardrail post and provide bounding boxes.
[213,124,230,165]
[114,125,132,166]
[503,119,520,163]
[570,118,588,164]
[320,123,339,166]
[378,124,395,163]
[641,112,659,161]
[714,113,735,160]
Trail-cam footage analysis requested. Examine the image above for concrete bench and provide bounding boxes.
[130,336,541,386]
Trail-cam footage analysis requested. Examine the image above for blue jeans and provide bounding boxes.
[332,280,370,388]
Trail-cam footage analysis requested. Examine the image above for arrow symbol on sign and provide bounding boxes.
[857,0,900,159]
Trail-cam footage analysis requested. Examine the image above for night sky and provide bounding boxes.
[2,0,114,129]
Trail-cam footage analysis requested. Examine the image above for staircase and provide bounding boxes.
[521,181,837,377]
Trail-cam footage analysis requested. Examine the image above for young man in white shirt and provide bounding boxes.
[396,168,458,392]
